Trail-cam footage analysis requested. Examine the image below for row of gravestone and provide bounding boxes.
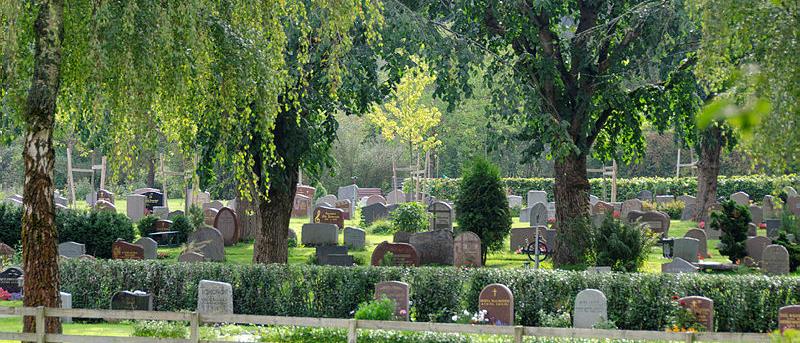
[292,185,407,219]
[110,280,233,316]
[370,231,483,267]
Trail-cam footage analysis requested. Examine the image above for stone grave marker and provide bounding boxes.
[111,291,153,311]
[661,257,699,273]
[479,284,514,326]
[291,194,312,218]
[750,205,763,225]
[637,190,653,201]
[142,191,164,212]
[134,237,158,260]
[766,219,781,239]
[677,195,696,205]
[621,199,643,221]
[58,241,86,258]
[589,195,599,206]
[684,229,709,259]
[507,195,522,208]
[673,237,700,263]
[214,207,240,246]
[97,189,114,204]
[655,195,675,204]
[519,206,532,222]
[317,194,337,206]
[530,203,548,226]
[763,195,777,219]
[592,201,614,215]
[188,227,225,262]
[454,231,482,267]
[312,206,344,229]
[748,223,758,237]
[762,244,790,275]
[287,228,297,242]
[681,203,697,221]
[60,292,72,323]
[410,230,454,265]
[179,251,205,263]
[510,228,536,251]
[154,219,173,232]
[366,195,387,206]
[730,192,750,206]
[344,227,366,250]
[632,211,670,236]
[779,305,800,333]
[787,186,799,197]
[387,190,406,204]
[95,200,116,213]
[126,194,146,222]
[746,236,772,262]
[301,223,338,246]
[334,199,352,220]
[315,245,348,265]
[362,203,389,227]
[325,254,355,266]
[203,208,219,226]
[152,206,169,219]
[112,240,144,260]
[375,281,409,320]
[428,201,454,231]
[197,280,234,315]
[337,184,358,213]
[0,243,14,258]
[0,267,23,293]
[371,241,420,267]
[527,191,547,207]
[393,231,411,243]
[789,196,800,216]
[679,296,714,331]
[573,289,607,329]
[296,184,316,199]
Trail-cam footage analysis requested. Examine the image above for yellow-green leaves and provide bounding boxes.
[367,55,442,153]
[697,96,770,137]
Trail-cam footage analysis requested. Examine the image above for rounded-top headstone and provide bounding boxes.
[374,281,410,321]
[214,207,240,246]
[370,241,420,267]
[187,226,225,262]
[779,305,800,333]
[762,244,790,275]
[573,289,608,329]
[679,296,714,331]
[478,284,514,326]
[454,231,482,267]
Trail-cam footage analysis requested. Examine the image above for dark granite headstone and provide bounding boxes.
[362,203,389,227]
[479,284,514,326]
[301,223,338,246]
[0,267,23,293]
[111,291,153,311]
[141,191,164,212]
[316,245,348,265]
[187,227,225,262]
[428,201,454,231]
[154,220,173,232]
[312,206,344,229]
[112,241,144,260]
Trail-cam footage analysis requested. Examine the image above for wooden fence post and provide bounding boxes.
[35,306,45,343]
[514,326,524,343]
[347,319,357,343]
[190,312,199,343]
[685,332,695,343]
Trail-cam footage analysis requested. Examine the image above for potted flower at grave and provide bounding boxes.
[665,296,705,333]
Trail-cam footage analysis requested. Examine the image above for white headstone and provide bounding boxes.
[573,289,607,329]
[197,280,234,315]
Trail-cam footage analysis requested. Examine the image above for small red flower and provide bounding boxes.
[547,218,556,224]
[679,300,686,307]
[612,210,621,219]
[698,221,705,229]
[759,223,767,229]
[671,295,679,300]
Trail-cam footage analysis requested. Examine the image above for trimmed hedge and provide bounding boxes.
[409,175,800,203]
[60,260,800,333]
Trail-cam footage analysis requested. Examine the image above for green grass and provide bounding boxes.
[0,317,133,343]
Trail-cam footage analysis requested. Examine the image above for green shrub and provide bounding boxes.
[455,158,512,265]
[710,200,750,263]
[354,297,396,321]
[0,203,21,246]
[170,215,195,243]
[368,220,395,235]
[187,205,204,229]
[137,215,160,238]
[389,203,429,233]
[538,309,571,328]
[258,327,471,343]
[774,232,800,272]
[655,201,685,220]
[132,320,188,338]
[588,215,656,272]
[58,210,136,258]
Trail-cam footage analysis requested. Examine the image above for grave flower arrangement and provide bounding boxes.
[665,296,705,332]
[451,309,490,325]
[0,288,11,301]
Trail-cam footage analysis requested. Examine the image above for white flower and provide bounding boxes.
[451,315,458,321]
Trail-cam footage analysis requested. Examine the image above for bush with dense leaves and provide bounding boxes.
[137,215,160,237]
[60,260,800,333]
[59,210,136,258]
[170,215,195,243]
[0,203,21,247]
[710,200,750,263]
[455,158,511,264]
[588,215,657,272]
[354,297,395,321]
[132,321,188,338]
[258,327,470,343]
[389,203,429,233]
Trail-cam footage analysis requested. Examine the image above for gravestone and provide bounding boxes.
[97,189,114,204]
[387,190,406,204]
[779,305,800,333]
[621,199,643,221]
[592,201,614,216]
[507,195,522,208]
[529,203,548,226]
[638,190,653,201]
[730,192,750,207]
[750,205,763,225]
[344,227,366,250]
[291,194,312,218]
[315,245,349,265]
[133,188,160,195]
[370,241,420,267]
[519,206,532,222]
[197,280,234,315]
[526,191,547,207]
[154,219,173,232]
[0,243,14,258]
[748,223,758,237]
[0,267,23,293]
[655,195,675,204]
[142,191,164,212]
[337,184,358,213]
[152,206,169,219]
[788,196,800,216]
[193,191,211,206]
[366,195,387,206]
[312,206,344,229]
[410,230,454,265]
[631,211,670,236]
[134,237,158,260]
[111,291,153,311]
[362,203,389,226]
[546,202,556,221]
[214,207,240,246]
[95,200,116,213]
[325,254,355,266]
[573,289,607,329]
[677,195,696,205]
[510,228,536,251]
[393,231,412,243]
[746,236,772,262]
[478,284,514,326]
[673,237,700,263]
[681,203,697,221]
[589,195,599,206]
[178,251,205,263]
[188,227,225,262]
[168,210,184,220]
[766,219,781,239]
[287,228,297,242]
[454,231,482,267]
[762,244,790,275]
[112,240,144,260]
[679,296,714,331]
[203,208,219,226]
[661,257,699,273]
[334,199,352,220]
[126,194,146,222]
[428,201,454,231]
[788,187,800,197]
[763,195,777,219]
[58,241,86,258]
[317,194,337,206]
[301,223,338,246]
[684,229,709,259]
[374,281,409,320]
[60,292,72,323]
[296,184,316,198]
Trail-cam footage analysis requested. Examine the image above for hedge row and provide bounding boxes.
[410,175,800,203]
[60,260,800,333]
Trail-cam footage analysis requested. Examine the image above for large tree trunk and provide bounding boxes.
[22,0,64,335]
[694,126,722,222]
[253,168,297,264]
[552,152,591,266]
[146,155,156,188]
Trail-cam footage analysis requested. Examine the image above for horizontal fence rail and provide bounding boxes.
[0,307,772,343]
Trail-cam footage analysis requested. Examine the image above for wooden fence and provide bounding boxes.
[0,306,772,343]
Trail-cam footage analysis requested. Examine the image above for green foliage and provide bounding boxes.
[368,220,396,235]
[666,298,706,332]
[354,297,395,321]
[59,210,136,258]
[287,236,297,249]
[187,205,204,230]
[455,158,511,262]
[137,215,159,238]
[0,203,21,247]
[653,201,685,220]
[588,215,657,272]
[537,309,571,328]
[389,203,428,234]
[593,320,618,330]
[132,320,188,339]
[774,233,800,272]
[380,252,395,267]
[414,175,800,203]
[711,200,751,263]
[170,215,195,243]
[59,260,800,332]
[258,327,470,343]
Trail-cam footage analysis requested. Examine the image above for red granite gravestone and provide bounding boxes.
[779,305,800,333]
[454,231,482,267]
[214,207,240,246]
[374,281,410,320]
[112,241,144,260]
[370,241,420,267]
[292,194,311,218]
[679,296,714,331]
[334,199,352,220]
[313,206,344,229]
[154,220,173,232]
[479,284,514,326]
[296,185,316,199]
